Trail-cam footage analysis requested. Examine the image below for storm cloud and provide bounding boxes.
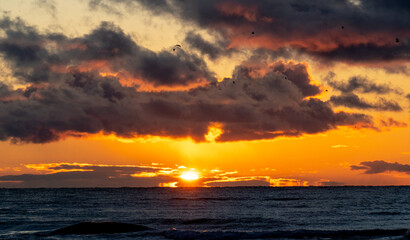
[184,31,234,60]
[351,160,410,174]
[0,17,215,86]
[330,93,402,111]
[0,17,375,143]
[91,0,410,65]
[327,76,402,95]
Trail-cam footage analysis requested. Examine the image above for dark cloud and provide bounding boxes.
[184,31,234,60]
[406,94,410,100]
[0,17,374,143]
[269,60,321,97]
[383,66,410,75]
[35,0,57,18]
[88,0,123,17]
[330,93,402,111]
[0,164,177,187]
[351,160,410,174]
[379,118,407,128]
[91,0,410,65]
[327,76,402,95]
[308,42,410,63]
[0,17,215,86]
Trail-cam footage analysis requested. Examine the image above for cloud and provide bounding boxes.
[0,17,216,87]
[379,118,407,128]
[0,17,375,143]
[184,31,234,60]
[308,42,410,64]
[327,75,402,95]
[330,93,402,111]
[269,60,321,97]
[269,178,308,187]
[383,65,410,75]
[35,0,57,18]
[351,160,410,174]
[0,163,178,187]
[331,145,348,148]
[88,0,123,17]
[0,163,313,187]
[98,0,410,65]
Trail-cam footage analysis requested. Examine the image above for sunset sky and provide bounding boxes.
[0,0,409,187]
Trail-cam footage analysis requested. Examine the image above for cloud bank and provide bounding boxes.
[0,163,312,187]
[0,17,374,143]
[351,160,410,174]
[92,0,410,65]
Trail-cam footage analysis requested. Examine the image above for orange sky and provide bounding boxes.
[0,0,409,187]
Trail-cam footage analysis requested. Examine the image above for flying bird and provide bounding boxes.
[173,44,182,51]
[251,32,255,34]
[396,38,399,43]
[341,26,345,29]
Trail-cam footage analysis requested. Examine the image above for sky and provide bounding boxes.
[0,0,409,187]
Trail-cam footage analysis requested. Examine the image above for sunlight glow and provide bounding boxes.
[159,182,178,187]
[205,123,223,142]
[180,171,200,181]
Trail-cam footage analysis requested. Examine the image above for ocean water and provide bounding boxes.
[0,187,409,239]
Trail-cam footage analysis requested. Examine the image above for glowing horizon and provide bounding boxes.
[0,0,409,187]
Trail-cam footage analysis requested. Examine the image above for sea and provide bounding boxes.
[0,187,409,239]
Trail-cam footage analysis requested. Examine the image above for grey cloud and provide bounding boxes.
[94,0,410,65]
[35,0,57,18]
[380,118,407,128]
[0,17,215,86]
[327,76,402,95]
[184,31,235,60]
[0,17,374,143]
[330,93,402,111]
[269,61,321,97]
[351,161,410,174]
[88,0,123,17]
[0,164,177,187]
[384,66,410,75]
[309,42,410,63]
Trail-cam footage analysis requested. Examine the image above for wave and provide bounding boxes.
[150,217,288,227]
[45,221,151,235]
[266,197,302,201]
[369,211,402,215]
[169,197,304,202]
[169,197,245,201]
[163,228,410,240]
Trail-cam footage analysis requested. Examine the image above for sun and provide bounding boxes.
[180,171,200,181]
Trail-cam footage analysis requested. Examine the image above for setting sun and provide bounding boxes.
[180,171,200,181]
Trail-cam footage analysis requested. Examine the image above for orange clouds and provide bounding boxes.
[0,162,319,188]
[216,2,259,22]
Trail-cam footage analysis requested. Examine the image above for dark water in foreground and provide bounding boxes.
[0,187,409,239]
